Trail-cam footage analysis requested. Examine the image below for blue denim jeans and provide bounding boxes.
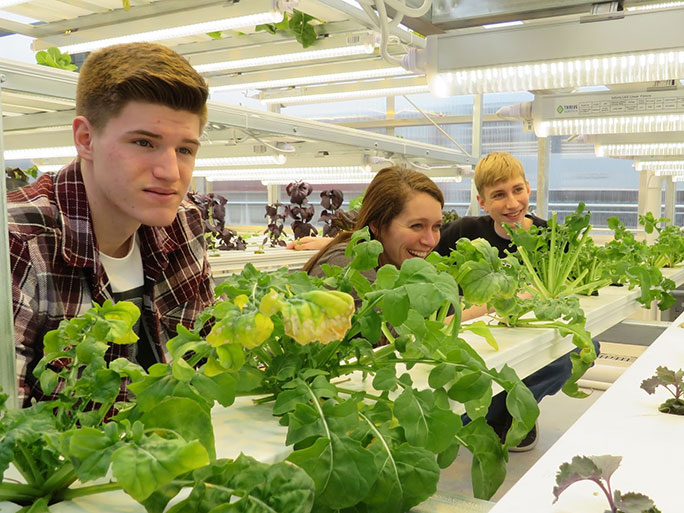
[464,339,601,429]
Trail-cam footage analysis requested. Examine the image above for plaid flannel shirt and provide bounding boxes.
[9,161,215,407]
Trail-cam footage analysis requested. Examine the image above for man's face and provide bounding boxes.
[77,101,201,234]
[477,176,531,230]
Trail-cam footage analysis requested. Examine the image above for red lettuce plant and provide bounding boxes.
[264,202,287,247]
[285,181,317,239]
[186,192,246,251]
[319,189,356,237]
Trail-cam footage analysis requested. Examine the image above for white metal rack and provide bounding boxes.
[0,56,474,407]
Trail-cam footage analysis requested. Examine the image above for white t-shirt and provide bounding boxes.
[99,236,158,368]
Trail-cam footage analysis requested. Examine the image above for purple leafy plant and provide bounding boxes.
[319,189,356,237]
[186,191,246,251]
[264,202,287,247]
[285,181,318,239]
[553,455,660,513]
[640,366,684,415]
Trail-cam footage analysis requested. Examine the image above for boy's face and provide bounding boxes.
[477,176,531,230]
[76,101,201,234]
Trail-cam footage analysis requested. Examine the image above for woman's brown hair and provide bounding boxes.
[303,166,444,273]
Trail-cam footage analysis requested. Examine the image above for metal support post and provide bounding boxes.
[536,137,550,219]
[386,96,395,137]
[637,168,663,244]
[665,177,676,225]
[469,93,483,215]
[0,75,18,408]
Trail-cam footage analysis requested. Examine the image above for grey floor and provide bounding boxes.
[437,387,605,502]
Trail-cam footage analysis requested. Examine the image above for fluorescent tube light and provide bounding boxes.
[260,175,462,185]
[425,10,684,95]
[4,146,77,160]
[36,165,65,173]
[430,50,684,96]
[194,41,376,74]
[0,0,29,6]
[195,165,372,180]
[636,161,684,172]
[195,155,286,167]
[210,67,410,92]
[536,114,684,137]
[58,11,284,54]
[261,84,430,105]
[596,143,684,157]
[626,2,684,11]
[482,20,523,29]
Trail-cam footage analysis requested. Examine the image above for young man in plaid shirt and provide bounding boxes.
[8,42,215,407]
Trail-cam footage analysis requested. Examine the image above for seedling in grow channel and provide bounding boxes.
[553,455,660,513]
[640,366,684,415]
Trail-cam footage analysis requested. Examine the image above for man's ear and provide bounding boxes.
[73,116,95,161]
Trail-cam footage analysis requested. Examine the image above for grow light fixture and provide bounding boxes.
[38,0,291,55]
[596,143,684,157]
[626,2,684,11]
[195,165,373,181]
[423,9,684,95]
[36,164,65,173]
[636,161,684,172]
[259,78,430,105]
[191,32,378,74]
[0,0,30,7]
[537,114,684,137]
[210,66,410,93]
[194,155,286,167]
[482,20,523,29]
[4,146,77,160]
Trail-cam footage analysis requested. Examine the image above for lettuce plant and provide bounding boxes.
[430,236,597,398]
[186,191,246,252]
[35,48,77,71]
[553,455,660,513]
[196,227,539,506]
[0,301,314,512]
[263,202,287,247]
[605,216,675,310]
[640,366,684,415]
[319,188,355,237]
[285,181,318,239]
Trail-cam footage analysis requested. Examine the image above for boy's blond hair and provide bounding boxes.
[474,152,526,195]
[76,42,209,132]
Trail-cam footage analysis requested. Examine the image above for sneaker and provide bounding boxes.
[508,421,539,453]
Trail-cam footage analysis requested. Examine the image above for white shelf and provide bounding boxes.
[209,247,316,278]
[5,270,682,512]
[489,304,684,513]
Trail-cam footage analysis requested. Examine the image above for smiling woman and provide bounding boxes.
[303,166,445,300]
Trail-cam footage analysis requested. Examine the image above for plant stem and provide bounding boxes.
[41,463,76,493]
[336,387,382,401]
[54,482,123,502]
[380,322,395,344]
[0,482,41,502]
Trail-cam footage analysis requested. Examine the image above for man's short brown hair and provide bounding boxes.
[474,152,526,195]
[76,42,209,132]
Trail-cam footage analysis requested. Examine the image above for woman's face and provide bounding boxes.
[375,192,443,268]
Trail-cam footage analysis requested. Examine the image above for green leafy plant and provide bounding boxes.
[256,10,319,48]
[430,236,597,398]
[200,227,539,505]
[605,217,675,310]
[0,300,314,512]
[640,212,684,269]
[349,190,365,212]
[442,209,460,225]
[35,48,77,71]
[640,366,684,415]
[505,203,608,299]
[6,165,38,191]
[553,455,660,513]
